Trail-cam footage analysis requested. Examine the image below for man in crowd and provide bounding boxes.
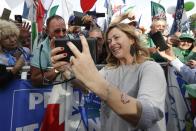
[88,27,107,64]
[145,18,168,62]
[30,15,66,86]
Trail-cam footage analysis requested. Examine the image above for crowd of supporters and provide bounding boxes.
[0,9,196,130]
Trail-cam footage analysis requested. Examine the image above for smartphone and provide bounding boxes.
[86,11,105,18]
[54,38,97,63]
[14,15,22,23]
[150,31,169,51]
[96,13,105,18]
[1,8,11,20]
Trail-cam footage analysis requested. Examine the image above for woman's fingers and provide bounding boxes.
[79,35,90,54]
[67,35,91,59]
[67,41,81,58]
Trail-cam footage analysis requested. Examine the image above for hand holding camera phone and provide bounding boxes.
[150,31,169,51]
[54,38,97,63]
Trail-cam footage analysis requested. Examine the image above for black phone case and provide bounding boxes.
[14,15,22,23]
[1,8,11,20]
[54,38,97,63]
[150,31,169,51]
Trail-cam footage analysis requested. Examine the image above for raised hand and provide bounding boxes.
[157,44,176,61]
[67,35,101,87]
[20,22,31,34]
[186,60,196,69]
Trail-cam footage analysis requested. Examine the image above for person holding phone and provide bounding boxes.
[51,23,166,131]
[145,18,168,62]
[88,27,107,64]
[158,43,196,84]
[30,15,67,86]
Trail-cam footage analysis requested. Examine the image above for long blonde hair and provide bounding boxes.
[105,23,149,67]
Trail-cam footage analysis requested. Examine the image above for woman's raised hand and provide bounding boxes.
[67,35,101,86]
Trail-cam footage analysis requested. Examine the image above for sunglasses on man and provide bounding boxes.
[54,28,66,34]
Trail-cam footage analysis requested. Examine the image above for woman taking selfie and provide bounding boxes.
[51,23,166,131]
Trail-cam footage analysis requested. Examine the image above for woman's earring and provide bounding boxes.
[130,44,136,56]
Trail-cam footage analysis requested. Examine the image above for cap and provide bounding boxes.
[68,15,76,25]
[179,33,195,42]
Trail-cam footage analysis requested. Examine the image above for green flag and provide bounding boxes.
[151,1,166,20]
[31,22,38,50]
[49,5,59,17]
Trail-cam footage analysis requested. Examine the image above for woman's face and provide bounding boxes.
[179,39,193,50]
[1,35,18,50]
[107,28,134,63]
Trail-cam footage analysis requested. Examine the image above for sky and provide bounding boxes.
[1,0,196,31]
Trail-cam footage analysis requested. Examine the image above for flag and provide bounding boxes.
[22,0,38,50]
[49,5,59,17]
[22,0,35,21]
[170,0,184,35]
[40,84,66,131]
[22,1,30,19]
[151,1,166,20]
[104,0,108,9]
[42,0,54,11]
[23,0,45,33]
[31,21,38,50]
[36,0,45,33]
[80,0,96,13]
[47,0,73,25]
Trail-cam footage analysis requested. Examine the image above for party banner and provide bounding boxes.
[166,66,193,131]
[0,79,52,131]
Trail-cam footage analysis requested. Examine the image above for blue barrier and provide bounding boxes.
[0,79,52,131]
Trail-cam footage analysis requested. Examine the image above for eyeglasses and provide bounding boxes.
[180,39,193,43]
[54,28,66,34]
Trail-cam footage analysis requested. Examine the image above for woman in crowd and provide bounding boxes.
[173,33,196,64]
[51,23,167,130]
[0,19,30,87]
